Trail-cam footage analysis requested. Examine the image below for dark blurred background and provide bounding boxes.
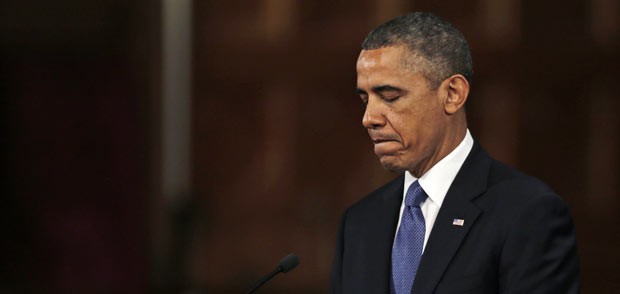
[2,0,619,293]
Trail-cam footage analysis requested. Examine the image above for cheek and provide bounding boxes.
[395,116,437,153]
[390,113,418,140]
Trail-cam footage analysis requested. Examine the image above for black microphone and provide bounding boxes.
[246,253,300,294]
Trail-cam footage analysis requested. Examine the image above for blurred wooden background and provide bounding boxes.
[2,0,619,293]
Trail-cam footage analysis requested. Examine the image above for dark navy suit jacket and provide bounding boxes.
[330,142,580,294]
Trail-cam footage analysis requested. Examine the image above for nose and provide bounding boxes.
[362,98,386,129]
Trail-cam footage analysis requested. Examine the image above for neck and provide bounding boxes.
[409,125,467,178]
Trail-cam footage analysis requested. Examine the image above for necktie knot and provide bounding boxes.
[405,181,427,207]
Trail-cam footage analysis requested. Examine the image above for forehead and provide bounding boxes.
[356,46,408,72]
[356,46,428,88]
[356,46,437,95]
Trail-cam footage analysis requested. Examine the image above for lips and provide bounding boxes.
[369,132,400,144]
[373,139,399,146]
[372,138,396,144]
[368,132,401,156]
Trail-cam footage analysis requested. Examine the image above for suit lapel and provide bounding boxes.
[412,143,492,293]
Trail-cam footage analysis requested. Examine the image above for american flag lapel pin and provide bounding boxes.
[452,218,465,226]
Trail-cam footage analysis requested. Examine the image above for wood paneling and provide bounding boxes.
[190,0,620,292]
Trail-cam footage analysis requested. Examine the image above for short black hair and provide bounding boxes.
[362,12,473,88]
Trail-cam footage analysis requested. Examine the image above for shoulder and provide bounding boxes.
[476,158,573,236]
[485,159,561,205]
[458,142,564,210]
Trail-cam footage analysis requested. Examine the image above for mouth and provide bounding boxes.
[369,132,402,156]
[373,139,395,144]
[370,135,399,144]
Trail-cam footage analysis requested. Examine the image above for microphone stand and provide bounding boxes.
[245,254,299,293]
[245,266,282,294]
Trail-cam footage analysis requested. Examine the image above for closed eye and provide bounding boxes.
[381,94,400,102]
[374,85,405,102]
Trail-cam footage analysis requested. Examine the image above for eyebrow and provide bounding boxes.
[355,85,403,95]
[373,85,403,93]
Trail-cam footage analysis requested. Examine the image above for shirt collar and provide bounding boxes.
[404,129,474,208]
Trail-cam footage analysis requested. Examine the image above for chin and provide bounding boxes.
[379,156,406,173]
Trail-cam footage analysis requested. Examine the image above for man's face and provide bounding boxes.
[356,45,450,175]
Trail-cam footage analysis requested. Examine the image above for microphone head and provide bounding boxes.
[278,253,300,273]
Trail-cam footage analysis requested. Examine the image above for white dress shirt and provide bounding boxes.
[394,129,474,252]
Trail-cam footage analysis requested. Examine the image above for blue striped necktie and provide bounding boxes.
[391,181,427,294]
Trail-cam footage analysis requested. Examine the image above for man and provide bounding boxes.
[330,12,579,294]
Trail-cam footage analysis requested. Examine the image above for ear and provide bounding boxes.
[442,74,469,115]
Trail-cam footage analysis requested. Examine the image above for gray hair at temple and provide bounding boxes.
[362,12,473,89]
